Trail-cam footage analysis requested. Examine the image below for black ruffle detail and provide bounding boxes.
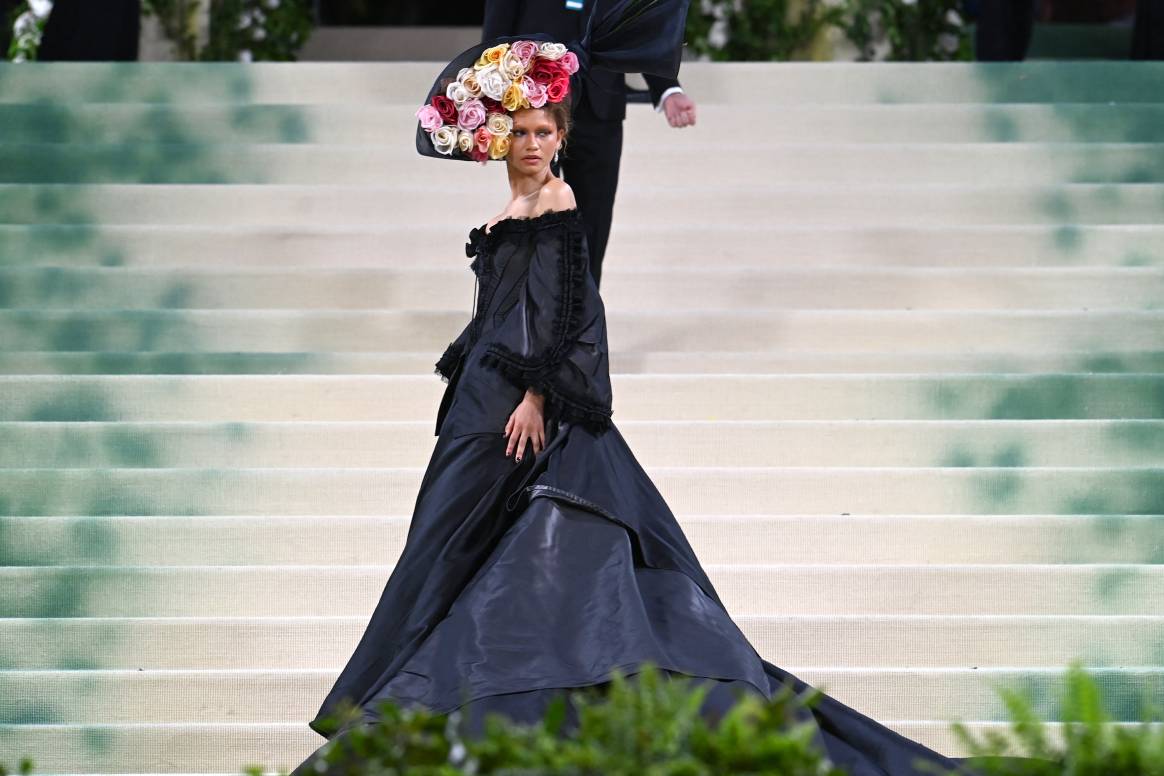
[478,214,612,434]
[434,340,465,384]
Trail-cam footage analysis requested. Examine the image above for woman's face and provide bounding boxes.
[508,108,563,175]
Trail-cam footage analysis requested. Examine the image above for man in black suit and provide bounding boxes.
[483,0,696,290]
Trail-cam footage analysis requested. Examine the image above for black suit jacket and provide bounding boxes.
[482,0,681,121]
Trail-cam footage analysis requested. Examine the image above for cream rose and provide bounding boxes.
[430,125,458,155]
[488,133,511,160]
[485,112,513,137]
[501,50,529,80]
[476,64,508,101]
[537,42,568,60]
[457,129,474,153]
[457,67,482,97]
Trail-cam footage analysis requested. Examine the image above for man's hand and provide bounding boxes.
[662,92,697,128]
[504,389,546,462]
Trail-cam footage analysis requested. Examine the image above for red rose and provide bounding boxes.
[480,96,504,114]
[529,58,567,85]
[469,145,489,162]
[546,77,570,103]
[431,95,457,124]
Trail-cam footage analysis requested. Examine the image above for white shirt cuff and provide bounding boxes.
[654,85,684,112]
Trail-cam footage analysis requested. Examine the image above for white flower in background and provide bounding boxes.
[14,10,37,36]
[238,49,254,62]
[252,26,267,41]
[900,0,917,5]
[237,11,253,29]
[254,9,267,23]
[938,33,960,53]
[27,0,52,17]
[708,18,728,49]
[265,0,280,7]
[946,8,963,25]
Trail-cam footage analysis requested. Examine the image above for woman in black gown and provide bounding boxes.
[294,6,982,775]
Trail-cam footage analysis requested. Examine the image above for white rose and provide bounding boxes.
[446,80,471,106]
[431,125,459,155]
[538,42,568,60]
[476,64,508,101]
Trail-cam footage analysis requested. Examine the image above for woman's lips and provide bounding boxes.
[523,156,540,162]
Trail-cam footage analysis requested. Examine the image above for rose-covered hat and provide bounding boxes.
[415,0,692,163]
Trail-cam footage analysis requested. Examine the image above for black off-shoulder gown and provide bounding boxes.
[296,208,976,776]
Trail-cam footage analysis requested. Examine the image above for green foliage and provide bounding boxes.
[683,0,971,61]
[6,1,51,62]
[685,0,844,61]
[202,0,313,62]
[0,759,34,776]
[949,663,1164,776]
[143,0,312,61]
[304,663,841,775]
[838,0,971,61]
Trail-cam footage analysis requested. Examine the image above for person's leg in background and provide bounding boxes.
[1132,0,1164,58]
[976,0,1037,60]
[558,101,625,291]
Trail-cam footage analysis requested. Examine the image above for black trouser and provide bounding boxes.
[1133,0,1164,58]
[975,0,1036,61]
[38,0,141,60]
[555,100,624,292]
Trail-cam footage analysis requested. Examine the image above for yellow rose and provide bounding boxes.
[474,43,509,70]
[488,133,511,160]
[502,82,529,112]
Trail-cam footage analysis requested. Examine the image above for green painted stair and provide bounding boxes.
[1,60,1162,774]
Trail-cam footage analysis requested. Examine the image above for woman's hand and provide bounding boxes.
[505,389,546,462]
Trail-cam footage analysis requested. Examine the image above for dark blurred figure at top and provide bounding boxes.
[973,0,1163,60]
[38,0,140,60]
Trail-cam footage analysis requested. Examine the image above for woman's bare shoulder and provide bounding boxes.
[537,178,577,214]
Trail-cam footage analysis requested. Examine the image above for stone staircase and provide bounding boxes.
[1,60,1162,774]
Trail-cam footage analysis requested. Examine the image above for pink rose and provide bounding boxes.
[510,39,539,68]
[546,77,570,103]
[415,104,442,132]
[457,98,486,131]
[559,51,580,75]
[473,125,492,153]
[521,76,548,109]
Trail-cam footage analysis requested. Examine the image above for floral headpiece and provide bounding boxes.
[415,40,581,162]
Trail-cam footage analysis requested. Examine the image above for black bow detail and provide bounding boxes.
[466,225,486,258]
